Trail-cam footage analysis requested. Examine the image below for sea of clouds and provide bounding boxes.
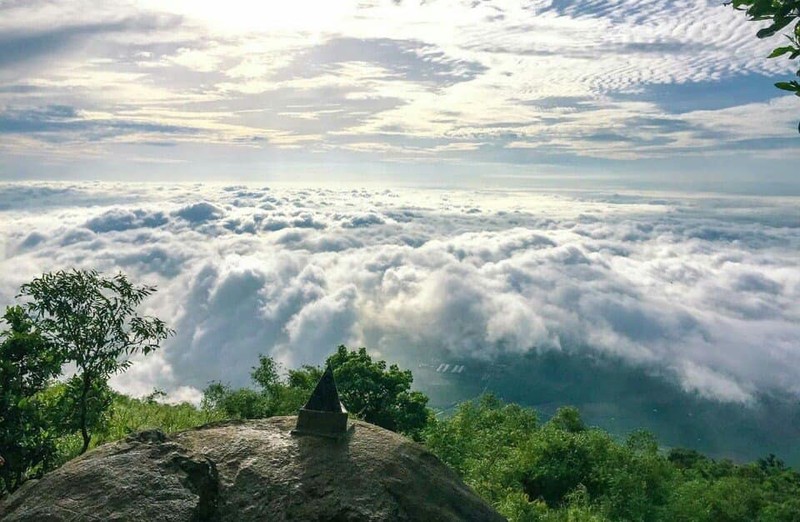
[0,182,797,406]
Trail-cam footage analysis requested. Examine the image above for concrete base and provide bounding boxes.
[291,424,355,440]
[291,408,352,440]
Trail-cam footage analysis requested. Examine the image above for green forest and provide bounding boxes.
[2,270,800,521]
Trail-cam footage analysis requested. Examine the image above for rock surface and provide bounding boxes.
[0,417,505,521]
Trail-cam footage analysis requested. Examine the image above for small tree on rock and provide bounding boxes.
[19,269,173,454]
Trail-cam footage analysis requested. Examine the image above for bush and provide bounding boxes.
[201,346,433,439]
[0,307,64,493]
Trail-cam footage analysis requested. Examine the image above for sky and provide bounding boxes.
[0,0,799,187]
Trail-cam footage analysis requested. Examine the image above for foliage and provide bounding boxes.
[327,345,431,439]
[202,382,272,420]
[731,0,800,131]
[53,389,224,466]
[200,357,316,420]
[201,346,432,440]
[422,394,538,501]
[18,269,173,454]
[0,307,64,493]
[425,395,800,522]
[251,354,280,391]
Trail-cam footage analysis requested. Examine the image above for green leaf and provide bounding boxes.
[775,81,800,91]
[768,45,796,57]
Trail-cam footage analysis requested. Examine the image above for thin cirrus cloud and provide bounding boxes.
[0,0,797,178]
[0,182,797,407]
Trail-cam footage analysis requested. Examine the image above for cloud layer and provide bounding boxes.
[1,182,797,406]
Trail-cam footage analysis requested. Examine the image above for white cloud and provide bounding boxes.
[1,0,797,166]
[1,182,798,406]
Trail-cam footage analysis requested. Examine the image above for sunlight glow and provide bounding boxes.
[139,0,357,34]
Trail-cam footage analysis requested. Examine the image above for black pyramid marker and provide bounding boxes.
[292,365,353,439]
[304,365,345,412]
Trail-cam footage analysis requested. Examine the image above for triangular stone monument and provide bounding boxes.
[291,365,353,439]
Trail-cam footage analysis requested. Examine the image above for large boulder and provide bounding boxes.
[0,417,505,521]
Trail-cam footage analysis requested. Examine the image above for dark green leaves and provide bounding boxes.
[756,16,795,38]
[201,347,432,440]
[425,395,800,521]
[731,0,800,132]
[768,45,797,57]
[775,80,800,91]
[0,306,64,494]
[327,345,431,439]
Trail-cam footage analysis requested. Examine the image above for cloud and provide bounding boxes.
[340,212,386,228]
[174,201,225,223]
[0,105,202,147]
[275,37,487,87]
[84,208,168,232]
[1,0,797,170]
[1,182,797,407]
[0,16,176,68]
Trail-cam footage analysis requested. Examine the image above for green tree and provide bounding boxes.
[201,357,314,419]
[276,364,324,414]
[252,355,315,415]
[202,384,270,420]
[548,406,586,434]
[19,269,173,454]
[201,348,431,439]
[327,345,431,439]
[0,306,64,494]
[251,354,280,391]
[731,0,800,131]
[427,398,681,521]
[424,395,539,508]
[286,365,324,391]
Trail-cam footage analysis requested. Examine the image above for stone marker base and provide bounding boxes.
[291,408,353,440]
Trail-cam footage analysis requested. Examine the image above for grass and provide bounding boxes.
[55,393,224,464]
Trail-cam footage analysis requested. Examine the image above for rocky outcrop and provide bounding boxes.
[0,417,505,521]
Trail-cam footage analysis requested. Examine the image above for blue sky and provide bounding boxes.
[0,0,798,188]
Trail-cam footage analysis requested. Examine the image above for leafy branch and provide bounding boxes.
[730,0,800,131]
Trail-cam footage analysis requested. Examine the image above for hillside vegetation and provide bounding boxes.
[18,377,800,522]
[201,350,800,521]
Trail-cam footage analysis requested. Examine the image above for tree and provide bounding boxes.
[201,358,319,420]
[18,269,173,454]
[327,345,431,439]
[548,406,587,434]
[251,354,280,392]
[424,395,539,506]
[200,347,432,439]
[201,382,270,420]
[0,306,63,494]
[275,364,324,415]
[251,354,313,415]
[731,0,800,131]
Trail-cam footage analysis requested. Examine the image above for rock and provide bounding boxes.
[0,417,505,521]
